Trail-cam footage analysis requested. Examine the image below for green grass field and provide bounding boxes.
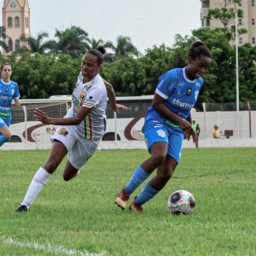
[0,148,255,256]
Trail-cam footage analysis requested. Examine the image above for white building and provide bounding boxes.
[200,0,256,44]
[2,0,31,52]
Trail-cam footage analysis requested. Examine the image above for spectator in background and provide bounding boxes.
[184,119,200,148]
[192,120,200,148]
[212,124,220,139]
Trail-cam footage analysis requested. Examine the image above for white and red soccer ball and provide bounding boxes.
[168,190,196,215]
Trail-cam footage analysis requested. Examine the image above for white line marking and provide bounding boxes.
[0,236,106,256]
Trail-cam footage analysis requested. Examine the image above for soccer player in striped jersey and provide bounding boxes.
[0,63,20,147]
[16,47,127,212]
[115,41,212,212]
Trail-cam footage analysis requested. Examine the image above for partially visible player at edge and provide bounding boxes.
[16,47,128,212]
[0,63,20,147]
[115,41,212,212]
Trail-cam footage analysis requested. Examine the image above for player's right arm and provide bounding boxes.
[33,107,92,125]
[34,87,101,125]
[152,93,193,134]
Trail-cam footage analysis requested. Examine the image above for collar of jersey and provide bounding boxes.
[0,79,12,85]
[80,74,98,88]
[182,68,196,83]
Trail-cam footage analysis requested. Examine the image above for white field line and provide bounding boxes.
[0,236,106,256]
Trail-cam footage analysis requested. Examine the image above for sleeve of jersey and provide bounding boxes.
[14,83,20,100]
[155,76,175,100]
[82,88,102,108]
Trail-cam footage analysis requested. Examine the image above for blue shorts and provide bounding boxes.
[144,119,184,163]
[0,117,10,129]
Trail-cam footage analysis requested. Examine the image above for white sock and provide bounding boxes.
[21,167,51,208]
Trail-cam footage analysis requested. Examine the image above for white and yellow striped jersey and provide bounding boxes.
[65,73,107,142]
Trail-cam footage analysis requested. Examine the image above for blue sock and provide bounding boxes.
[135,182,159,205]
[124,166,150,194]
[0,134,8,146]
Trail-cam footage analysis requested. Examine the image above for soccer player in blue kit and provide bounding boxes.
[115,41,212,212]
[0,63,20,147]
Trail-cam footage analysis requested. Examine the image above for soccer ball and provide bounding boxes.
[168,190,196,215]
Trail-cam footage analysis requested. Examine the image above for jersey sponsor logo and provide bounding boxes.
[186,88,192,95]
[0,95,12,100]
[5,87,9,92]
[171,98,193,110]
[196,82,201,87]
[156,129,166,138]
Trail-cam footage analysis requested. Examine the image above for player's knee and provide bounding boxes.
[158,171,173,182]
[62,173,71,181]
[151,154,166,166]
[45,158,60,172]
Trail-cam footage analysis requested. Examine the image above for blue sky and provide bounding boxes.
[4,0,202,53]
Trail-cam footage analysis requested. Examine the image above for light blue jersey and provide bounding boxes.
[144,68,204,162]
[0,79,20,123]
[145,68,203,130]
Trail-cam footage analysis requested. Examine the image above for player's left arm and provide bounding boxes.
[14,83,21,105]
[34,86,101,125]
[103,79,129,112]
[14,99,21,105]
[186,114,192,124]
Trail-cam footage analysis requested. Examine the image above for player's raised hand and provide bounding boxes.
[34,108,51,124]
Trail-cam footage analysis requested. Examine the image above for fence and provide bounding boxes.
[2,97,256,150]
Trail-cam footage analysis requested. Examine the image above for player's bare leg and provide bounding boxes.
[129,156,177,213]
[16,141,67,212]
[116,142,168,210]
[62,161,79,181]
[150,156,177,190]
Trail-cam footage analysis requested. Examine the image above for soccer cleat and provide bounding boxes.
[115,189,130,210]
[129,200,143,213]
[15,204,28,213]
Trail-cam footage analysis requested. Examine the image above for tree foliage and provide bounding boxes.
[0,22,255,103]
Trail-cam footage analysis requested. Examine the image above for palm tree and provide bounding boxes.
[110,35,139,59]
[49,26,90,57]
[22,32,54,54]
[0,26,9,53]
[87,37,115,62]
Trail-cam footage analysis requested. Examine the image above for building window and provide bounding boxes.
[15,39,20,48]
[252,0,255,7]
[7,17,13,27]
[252,37,256,44]
[14,17,20,27]
[239,37,243,44]
[239,18,242,26]
[202,0,209,8]
[8,39,13,51]
[252,18,255,25]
